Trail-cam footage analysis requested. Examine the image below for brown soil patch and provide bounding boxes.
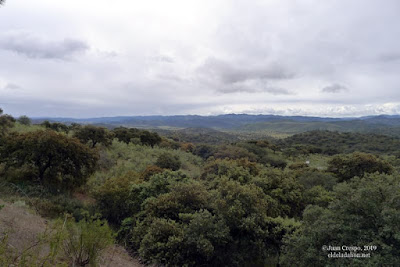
[0,200,143,266]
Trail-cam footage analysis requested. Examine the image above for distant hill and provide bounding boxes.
[32,113,400,137]
[31,113,354,128]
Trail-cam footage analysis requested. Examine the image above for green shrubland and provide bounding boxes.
[1,109,400,266]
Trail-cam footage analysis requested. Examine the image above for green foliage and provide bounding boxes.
[192,144,215,159]
[155,152,182,171]
[201,158,260,184]
[140,130,162,147]
[17,115,31,126]
[253,169,304,217]
[0,108,15,137]
[160,127,240,145]
[302,185,334,207]
[112,127,139,144]
[0,215,113,266]
[0,130,98,191]
[281,130,400,155]
[213,144,258,161]
[327,152,393,182]
[93,171,141,224]
[281,173,400,266]
[296,170,337,190]
[73,125,114,148]
[61,216,114,266]
[89,140,203,184]
[112,127,162,147]
[4,121,400,266]
[41,120,69,133]
[33,195,91,220]
[139,165,164,181]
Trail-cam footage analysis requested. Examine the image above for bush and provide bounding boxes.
[62,216,114,266]
[0,130,99,192]
[140,165,164,181]
[155,153,182,171]
[93,171,141,225]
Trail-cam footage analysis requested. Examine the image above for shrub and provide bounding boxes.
[62,216,114,266]
[155,153,182,171]
[93,172,141,225]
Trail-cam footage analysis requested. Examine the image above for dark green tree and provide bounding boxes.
[0,130,98,191]
[0,108,15,136]
[281,173,400,266]
[140,130,162,147]
[327,152,393,182]
[73,125,114,148]
[41,120,69,133]
[17,115,31,125]
[155,152,181,171]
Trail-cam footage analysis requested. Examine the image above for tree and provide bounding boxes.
[113,127,135,144]
[281,173,400,266]
[73,125,114,148]
[41,120,69,133]
[0,108,15,137]
[327,152,393,182]
[17,115,31,125]
[155,152,181,171]
[0,130,98,191]
[140,130,162,147]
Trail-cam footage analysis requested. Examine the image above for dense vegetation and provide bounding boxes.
[1,109,400,266]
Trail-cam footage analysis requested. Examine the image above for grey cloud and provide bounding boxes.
[216,78,293,95]
[0,33,89,59]
[199,58,295,84]
[378,52,400,62]
[152,55,175,63]
[321,83,349,93]
[218,86,292,95]
[4,83,21,90]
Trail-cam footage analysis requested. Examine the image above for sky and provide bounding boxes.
[1,0,400,118]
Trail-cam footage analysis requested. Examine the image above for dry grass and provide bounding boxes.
[0,199,143,266]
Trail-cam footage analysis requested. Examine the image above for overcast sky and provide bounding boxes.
[1,0,400,118]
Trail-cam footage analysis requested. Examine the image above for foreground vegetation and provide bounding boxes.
[1,108,399,266]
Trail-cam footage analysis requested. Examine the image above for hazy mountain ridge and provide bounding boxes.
[32,114,400,134]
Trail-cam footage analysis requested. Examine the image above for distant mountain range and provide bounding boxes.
[32,114,400,131]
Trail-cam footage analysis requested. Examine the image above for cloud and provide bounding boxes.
[152,54,175,63]
[1,0,400,117]
[214,77,294,95]
[198,57,295,84]
[4,83,20,90]
[378,52,400,62]
[321,83,349,93]
[0,32,89,59]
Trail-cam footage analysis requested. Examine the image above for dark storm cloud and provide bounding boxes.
[199,58,295,84]
[0,33,89,59]
[321,84,349,93]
